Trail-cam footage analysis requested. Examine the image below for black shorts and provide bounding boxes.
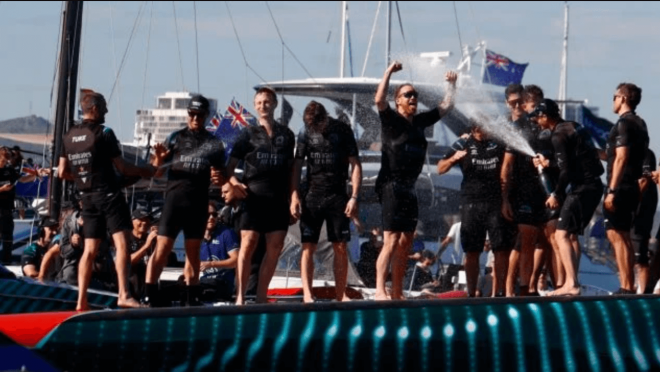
[81,191,132,239]
[158,193,208,240]
[511,187,547,226]
[604,187,639,231]
[300,192,351,244]
[239,193,290,233]
[557,186,603,235]
[460,202,516,253]
[379,182,418,232]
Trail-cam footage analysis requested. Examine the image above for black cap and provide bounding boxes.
[39,217,59,229]
[131,208,151,221]
[529,98,560,118]
[187,95,210,113]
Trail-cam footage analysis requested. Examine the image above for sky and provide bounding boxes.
[1,1,660,159]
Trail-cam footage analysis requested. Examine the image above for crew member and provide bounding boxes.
[226,87,296,305]
[632,149,657,294]
[531,98,604,296]
[21,218,58,278]
[145,94,227,307]
[58,88,156,310]
[373,61,457,300]
[605,83,649,294]
[290,100,362,303]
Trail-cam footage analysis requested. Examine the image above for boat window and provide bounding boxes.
[175,98,190,109]
[157,98,172,109]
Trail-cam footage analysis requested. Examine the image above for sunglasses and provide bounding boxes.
[613,95,623,102]
[188,110,207,118]
[208,211,218,218]
[507,98,523,107]
[400,91,419,99]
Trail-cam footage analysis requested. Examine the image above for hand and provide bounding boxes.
[152,143,170,167]
[344,197,358,218]
[290,198,301,221]
[388,61,403,74]
[226,182,248,201]
[460,133,470,139]
[71,233,81,248]
[200,261,214,272]
[453,150,468,161]
[501,199,514,222]
[38,168,52,177]
[652,170,660,185]
[0,183,13,192]
[445,70,458,85]
[409,252,422,261]
[211,167,225,186]
[147,229,158,243]
[604,193,615,212]
[533,154,549,169]
[352,216,364,234]
[545,195,559,210]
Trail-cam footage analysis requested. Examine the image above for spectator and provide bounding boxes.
[128,208,157,298]
[199,201,239,301]
[356,226,384,288]
[21,218,58,278]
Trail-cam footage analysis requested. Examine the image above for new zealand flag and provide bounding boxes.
[581,106,613,149]
[482,50,528,87]
[214,98,258,160]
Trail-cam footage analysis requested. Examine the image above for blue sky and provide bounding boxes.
[1,1,660,158]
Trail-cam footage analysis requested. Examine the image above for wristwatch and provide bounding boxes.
[606,187,617,195]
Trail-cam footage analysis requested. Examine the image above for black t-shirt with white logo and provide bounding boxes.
[230,123,295,198]
[606,111,649,189]
[506,116,542,193]
[0,166,19,210]
[62,120,122,193]
[295,119,359,195]
[162,127,226,195]
[377,106,441,188]
[443,136,504,203]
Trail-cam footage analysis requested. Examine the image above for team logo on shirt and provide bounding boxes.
[275,136,284,146]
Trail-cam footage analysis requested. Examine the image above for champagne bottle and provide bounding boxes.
[537,164,555,197]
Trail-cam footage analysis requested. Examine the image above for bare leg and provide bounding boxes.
[255,231,286,303]
[332,242,350,301]
[183,239,202,286]
[518,224,538,291]
[464,251,481,297]
[76,238,100,311]
[545,220,564,288]
[506,249,519,297]
[390,232,413,300]
[235,231,260,305]
[548,230,580,296]
[300,242,317,303]
[635,263,649,294]
[111,230,143,308]
[570,234,581,268]
[607,229,635,291]
[375,231,399,300]
[145,236,175,284]
[493,251,510,296]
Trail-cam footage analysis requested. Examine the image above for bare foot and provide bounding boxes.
[340,295,351,302]
[374,292,390,301]
[548,285,581,297]
[303,297,316,304]
[76,302,89,312]
[117,298,146,309]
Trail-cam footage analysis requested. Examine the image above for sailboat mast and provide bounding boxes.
[340,1,347,78]
[558,1,568,118]
[49,1,84,219]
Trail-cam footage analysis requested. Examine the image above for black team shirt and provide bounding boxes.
[230,123,295,198]
[61,120,122,193]
[0,166,18,210]
[295,119,359,195]
[605,111,649,189]
[507,116,542,193]
[162,127,226,198]
[550,121,604,199]
[443,136,505,204]
[377,106,441,188]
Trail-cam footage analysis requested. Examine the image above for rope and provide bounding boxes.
[452,1,464,55]
[108,1,147,102]
[224,1,268,84]
[109,2,124,128]
[48,1,66,129]
[265,2,316,81]
[394,1,413,81]
[193,1,200,93]
[361,1,381,77]
[141,1,154,108]
[172,1,186,91]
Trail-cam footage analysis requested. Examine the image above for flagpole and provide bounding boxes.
[558,1,569,118]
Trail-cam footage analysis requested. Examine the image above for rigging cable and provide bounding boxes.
[141,1,154,108]
[394,1,413,81]
[361,1,381,77]
[452,1,464,55]
[108,1,147,102]
[193,1,200,93]
[109,1,124,130]
[77,1,90,110]
[172,1,186,91]
[467,2,482,43]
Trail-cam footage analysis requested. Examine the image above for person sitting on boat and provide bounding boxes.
[198,200,239,302]
[144,94,227,307]
[225,87,296,305]
[57,88,156,310]
[356,226,384,289]
[20,217,58,278]
[290,100,362,303]
[373,60,457,300]
[403,249,437,292]
[128,207,157,299]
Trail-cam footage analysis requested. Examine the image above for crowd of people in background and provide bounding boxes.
[4,59,659,308]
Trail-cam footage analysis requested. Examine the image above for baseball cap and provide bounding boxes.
[528,98,560,118]
[187,95,210,113]
[131,208,151,221]
[39,217,59,229]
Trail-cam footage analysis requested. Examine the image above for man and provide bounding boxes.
[145,94,227,307]
[0,147,42,264]
[604,83,649,295]
[128,208,157,298]
[437,116,513,297]
[356,226,384,288]
[58,88,156,310]
[290,100,362,303]
[531,98,604,296]
[21,218,58,278]
[226,87,296,305]
[199,201,239,301]
[404,250,437,292]
[374,60,457,300]
[501,83,546,296]
[632,149,657,294]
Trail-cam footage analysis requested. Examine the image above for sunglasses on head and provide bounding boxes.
[401,91,418,99]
